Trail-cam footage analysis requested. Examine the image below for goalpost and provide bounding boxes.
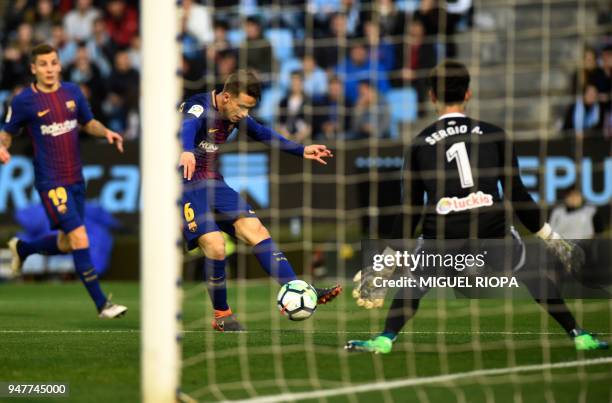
[141,1,181,402]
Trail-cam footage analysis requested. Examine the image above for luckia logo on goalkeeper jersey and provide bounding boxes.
[436,191,493,215]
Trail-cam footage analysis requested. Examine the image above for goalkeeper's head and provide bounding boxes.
[218,69,262,123]
[428,60,471,109]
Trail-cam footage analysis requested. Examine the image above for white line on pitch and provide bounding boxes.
[224,357,612,403]
[0,330,610,336]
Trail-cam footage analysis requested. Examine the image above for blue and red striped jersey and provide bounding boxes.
[3,82,94,188]
[179,91,304,182]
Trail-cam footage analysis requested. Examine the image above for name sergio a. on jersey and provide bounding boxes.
[425,124,484,145]
[41,119,78,137]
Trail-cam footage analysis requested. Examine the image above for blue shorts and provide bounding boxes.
[182,179,256,250]
[38,181,86,233]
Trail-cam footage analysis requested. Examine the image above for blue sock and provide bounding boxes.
[204,258,229,311]
[252,238,298,285]
[72,248,107,311]
[17,235,62,259]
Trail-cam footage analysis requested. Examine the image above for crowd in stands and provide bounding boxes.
[1,0,140,139]
[180,0,474,141]
[3,1,609,143]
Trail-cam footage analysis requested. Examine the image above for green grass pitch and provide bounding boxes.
[1,281,611,402]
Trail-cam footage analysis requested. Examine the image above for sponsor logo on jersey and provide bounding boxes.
[41,119,78,137]
[436,191,494,215]
[37,109,50,117]
[66,100,76,112]
[197,141,219,153]
[187,104,204,118]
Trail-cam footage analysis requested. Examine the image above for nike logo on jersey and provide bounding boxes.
[208,128,219,133]
[37,109,50,117]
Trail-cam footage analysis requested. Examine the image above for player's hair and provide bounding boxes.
[222,69,262,102]
[30,43,58,63]
[429,60,471,104]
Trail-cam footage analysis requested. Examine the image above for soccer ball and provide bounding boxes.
[277,280,318,321]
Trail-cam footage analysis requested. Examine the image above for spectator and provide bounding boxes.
[362,18,395,73]
[4,0,30,34]
[65,45,106,117]
[601,45,612,137]
[179,0,214,46]
[105,0,139,48]
[276,71,312,143]
[206,20,234,68]
[400,18,438,114]
[213,49,238,93]
[24,0,62,43]
[313,75,351,140]
[336,42,390,102]
[301,54,328,101]
[599,45,611,106]
[562,84,603,137]
[350,80,391,139]
[63,0,101,42]
[50,23,78,65]
[571,47,608,97]
[413,0,461,58]
[315,12,353,71]
[103,49,139,133]
[11,22,35,56]
[86,17,113,77]
[370,0,406,38]
[550,187,604,240]
[241,16,274,81]
[126,35,141,71]
[0,44,30,91]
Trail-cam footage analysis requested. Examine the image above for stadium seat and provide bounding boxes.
[395,0,420,12]
[264,28,294,63]
[227,29,245,47]
[386,87,418,139]
[255,86,285,124]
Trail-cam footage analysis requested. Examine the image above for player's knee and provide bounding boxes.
[234,219,270,246]
[67,226,89,250]
[198,234,225,260]
[57,232,71,252]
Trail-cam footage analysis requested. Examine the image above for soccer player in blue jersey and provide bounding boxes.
[179,69,341,331]
[0,44,127,319]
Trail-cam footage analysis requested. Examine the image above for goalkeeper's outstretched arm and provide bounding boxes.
[500,139,584,272]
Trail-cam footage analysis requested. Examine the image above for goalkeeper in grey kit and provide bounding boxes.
[346,60,608,354]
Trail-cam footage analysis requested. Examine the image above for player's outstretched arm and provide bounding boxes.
[303,144,333,165]
[82,119,124,153]
[0,131,12,164]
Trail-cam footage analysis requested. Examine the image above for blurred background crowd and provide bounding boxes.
[0,0,610,142]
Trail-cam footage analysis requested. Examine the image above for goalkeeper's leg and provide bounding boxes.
[346,289,425,354]
[522,271,608,350]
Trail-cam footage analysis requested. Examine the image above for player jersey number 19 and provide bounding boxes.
[446,142,474,188]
